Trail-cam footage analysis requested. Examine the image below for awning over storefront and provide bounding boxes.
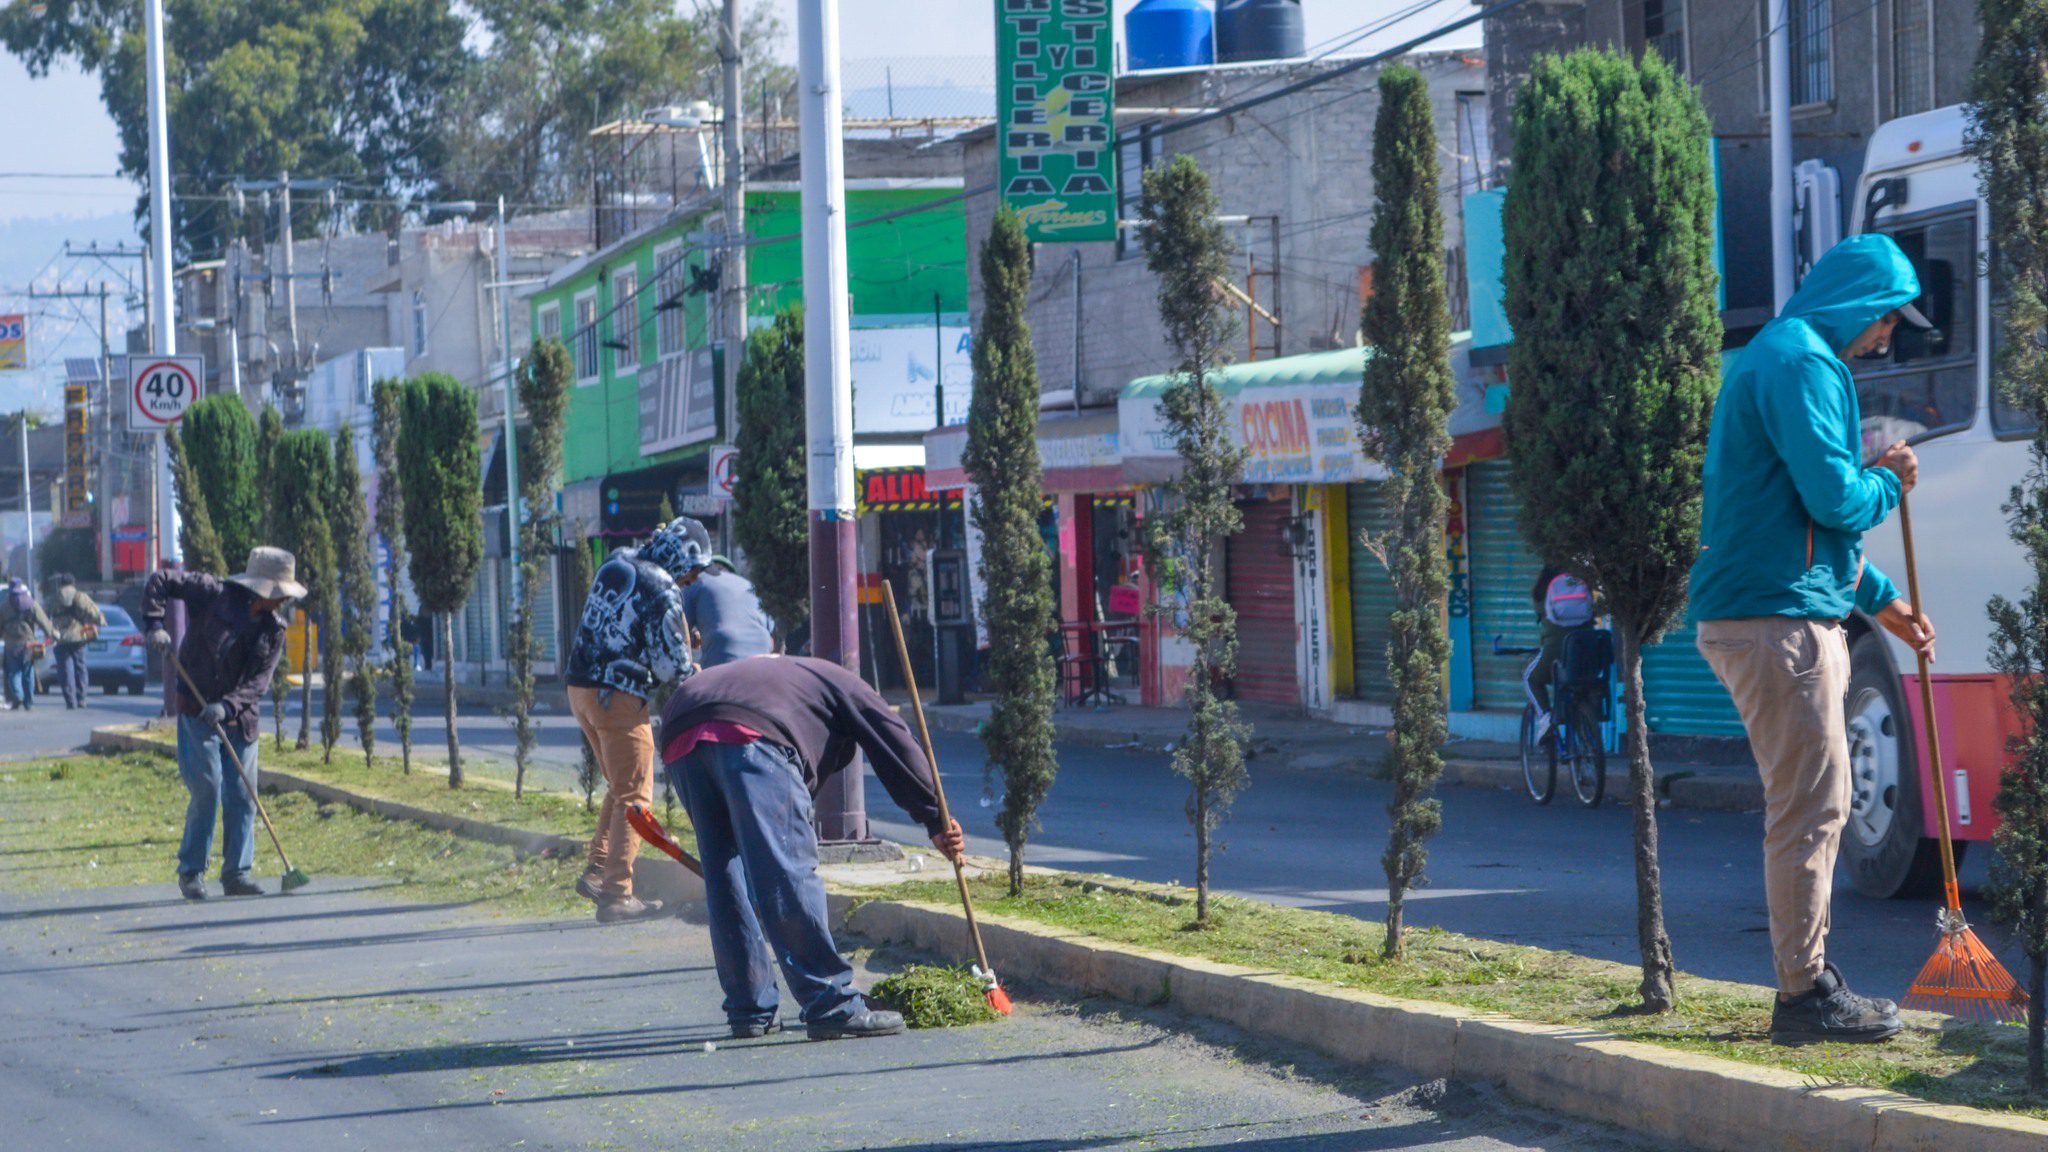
[923,407,1122,493]
[1120,347,1387,485]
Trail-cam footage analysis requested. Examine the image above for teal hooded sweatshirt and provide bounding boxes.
[1689,234,1921,623]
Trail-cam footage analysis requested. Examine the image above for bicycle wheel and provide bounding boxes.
[1569,695,1607,807]
[1520,704,1556,805]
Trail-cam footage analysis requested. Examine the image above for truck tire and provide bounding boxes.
[1841,630,1961,899]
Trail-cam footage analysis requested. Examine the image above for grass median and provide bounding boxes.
[863,873,2042,1119]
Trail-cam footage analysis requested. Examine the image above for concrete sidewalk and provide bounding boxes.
[916,697,1766,813]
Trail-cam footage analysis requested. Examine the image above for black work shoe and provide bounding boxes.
[177,873,207,901]
[1771,967,1902,1046]
[595,895,665,923]
[1824,961,1896,1017]
[220,874,265,897]
[574,873,602,903]
[730,1018,784,1039]
[806,1009,906,1040]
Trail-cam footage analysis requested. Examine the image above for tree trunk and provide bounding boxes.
[1194,789,1210,922]
[1617,624,1675,1011]
[2030,952,2045,1094]
[443,613,462,788]
[296,615,313,750]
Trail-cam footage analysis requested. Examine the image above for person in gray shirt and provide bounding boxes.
[674,519,775,667]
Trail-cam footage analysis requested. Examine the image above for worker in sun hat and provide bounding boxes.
[143,547,301,901]
[564,515,701,924]
[1689,232,1936,1046]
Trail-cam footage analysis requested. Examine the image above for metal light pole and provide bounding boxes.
[798,0,866,841]
[1768,0,1794,311]
[496,196,522,616]
[17,411,32,591]
[721,0,748,458]
[143,0,180,566]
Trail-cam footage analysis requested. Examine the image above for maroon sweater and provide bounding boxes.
[659,656,944,837]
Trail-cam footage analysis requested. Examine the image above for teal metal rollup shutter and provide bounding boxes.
[1345,481,1397,703]
[1641,623,1747,737]
[1464,461,1543,711]
[1225,493,1300,707]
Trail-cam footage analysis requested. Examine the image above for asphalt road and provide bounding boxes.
[0,880,1662,1150]
[22,686,2011,1004]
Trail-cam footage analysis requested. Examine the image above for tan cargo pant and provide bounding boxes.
[1697,617,1852,997]
[569,686,655,900]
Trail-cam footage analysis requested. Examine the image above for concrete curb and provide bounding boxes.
[86,726,705,906]
[838,898,2048,1152]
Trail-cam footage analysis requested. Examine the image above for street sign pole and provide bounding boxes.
[798,0,867,842]
[143,0,180,568]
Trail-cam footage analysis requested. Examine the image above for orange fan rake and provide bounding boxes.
[1895,494,2027,1024]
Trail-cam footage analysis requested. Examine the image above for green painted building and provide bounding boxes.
[527,180,970,539]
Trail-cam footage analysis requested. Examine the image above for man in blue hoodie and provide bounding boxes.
[1691,234,1937,1046]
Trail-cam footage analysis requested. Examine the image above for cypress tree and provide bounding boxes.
[1502,49,1720,1011]
[255,404,283,541]
[164,426,227,576]
[964,207,1059,895]
[399,373,484,788]
[565,521,600,811]
[510,338,572,798]
[270,430,336,752]
[1357,64,1457,962]
[179,394,261,565]
[1140,154,1250,924]
[331,428,377,768]
[1974,0,2048,1091]
[372,379,415,773]
[733,307,809,647]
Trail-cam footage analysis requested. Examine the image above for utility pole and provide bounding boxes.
[1768,0,1794,311]
[17,411,32,591]
[278,172,300,396]
[721,0,748,467]
[143,0,180,568]
[495,197,522,617]
[798,0,867,841]
[98,285,114,579]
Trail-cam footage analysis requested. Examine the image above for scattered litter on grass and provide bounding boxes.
[702,1041,717,1053]
[868,965,1002,1029]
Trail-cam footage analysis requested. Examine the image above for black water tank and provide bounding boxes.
[1216,0,1305,64]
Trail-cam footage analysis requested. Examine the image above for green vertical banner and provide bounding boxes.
[998,0,1117,242]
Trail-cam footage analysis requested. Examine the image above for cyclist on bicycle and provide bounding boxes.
[1525,564,1597,741]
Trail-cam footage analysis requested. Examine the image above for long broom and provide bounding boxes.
[881,579,1012,1015]
[1896,493,2025,1022]
[169,652,312,893]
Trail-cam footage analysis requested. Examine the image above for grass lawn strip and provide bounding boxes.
[858,875,2041,1120]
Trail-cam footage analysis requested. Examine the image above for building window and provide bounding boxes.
[1789,0,1833,107]
[1891,0,1933,118]
[654,243,686,358]
[573,290,598,383]
[410,289,429,358]
[610,268,639,375]
[1642,0,1686,75]
[1115,124,1159,260]
[537,303,561,346]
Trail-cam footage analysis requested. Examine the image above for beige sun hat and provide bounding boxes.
[228,546,308,601]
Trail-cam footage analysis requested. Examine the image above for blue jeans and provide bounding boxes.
[4,646,34,708]
[53,641,88,707]
[176,715,258,879]
[668,740,864,1029]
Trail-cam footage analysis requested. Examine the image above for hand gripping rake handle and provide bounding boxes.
[168,651,299,880]
[1897,494,1964,917]
[881,579,1000,991]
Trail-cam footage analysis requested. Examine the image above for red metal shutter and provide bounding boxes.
[1225,494,1299,707]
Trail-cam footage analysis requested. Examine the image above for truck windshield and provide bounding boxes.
[1851,211,1977,454]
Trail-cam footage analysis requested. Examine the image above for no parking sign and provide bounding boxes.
[127,355,204,432]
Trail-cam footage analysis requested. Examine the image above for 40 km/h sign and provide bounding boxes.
[128,355,204,432]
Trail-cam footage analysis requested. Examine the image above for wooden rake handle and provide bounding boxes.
[1897,494,1963,914]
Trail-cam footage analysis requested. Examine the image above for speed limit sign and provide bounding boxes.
[127,355,205,432]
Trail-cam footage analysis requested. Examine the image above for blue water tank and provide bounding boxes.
[1216,0,1305,64]
[1125,0,1214,72]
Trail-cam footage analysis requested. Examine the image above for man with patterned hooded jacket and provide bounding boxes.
[566,517,702,923]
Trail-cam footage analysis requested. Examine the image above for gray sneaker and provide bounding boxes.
[1771,967,1901,1046]
[730,1018,784,1039]
[595,895,665,924]
[806,1009,906,1041]
[1824,962,1896,1018]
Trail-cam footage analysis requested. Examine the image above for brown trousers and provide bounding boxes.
[569,686,655,900]
[1697,617,1852,996]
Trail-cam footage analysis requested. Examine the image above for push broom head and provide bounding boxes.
[1901,910,2028,1025]
[280,866,311,893]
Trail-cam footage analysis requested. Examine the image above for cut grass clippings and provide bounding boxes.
[868,964,1003,1029]
[862,874,2044,1119]
[0,750,592,919]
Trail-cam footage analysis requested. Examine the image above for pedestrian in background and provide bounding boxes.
[672,518,774,667]
[144,547,298,901]
[1,575,53,711]
[1690,234,1933,1046]
[564,516,700,923]
[45,573,104,710]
